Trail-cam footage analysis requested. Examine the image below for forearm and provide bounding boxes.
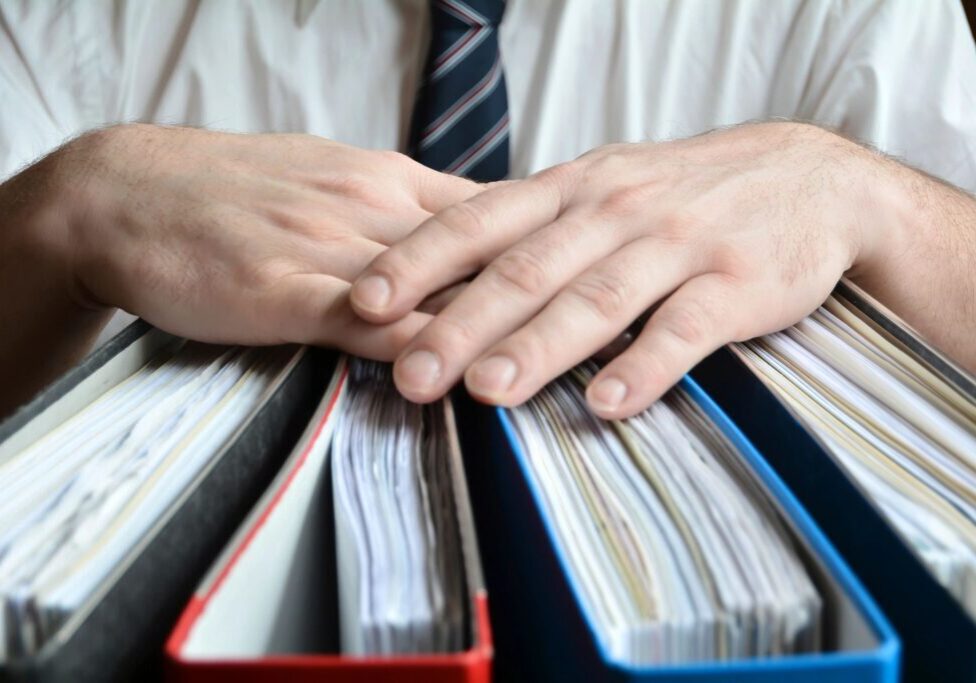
[0,149,113,417]
[850,156,976,371]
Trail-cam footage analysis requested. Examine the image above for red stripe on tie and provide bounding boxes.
[432,26,481,71]
[444,113,509,175]
[420,58,502,146]
[438,0,489,26]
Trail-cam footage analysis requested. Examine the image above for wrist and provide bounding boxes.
[2,138,110,313]
[842,144,917,283]
[0,146,117,413]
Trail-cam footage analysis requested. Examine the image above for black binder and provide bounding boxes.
[0,323,332,682]
[691,280,976,683]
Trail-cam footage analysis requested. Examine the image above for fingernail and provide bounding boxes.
[468,355,518,397]
[589,377,628,412]
[397,350,442,392]
[352,274,392,312]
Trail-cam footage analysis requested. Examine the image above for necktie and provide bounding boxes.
[410,0,509,182]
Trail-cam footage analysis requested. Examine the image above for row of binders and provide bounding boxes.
[0,280,973,682]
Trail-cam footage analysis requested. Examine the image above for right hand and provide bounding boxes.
[28,124,481,358]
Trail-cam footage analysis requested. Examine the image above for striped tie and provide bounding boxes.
[410,0,509,182]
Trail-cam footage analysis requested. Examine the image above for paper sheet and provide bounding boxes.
[737,295,976,618]
[506,364,821,666]
[0,343,297,661]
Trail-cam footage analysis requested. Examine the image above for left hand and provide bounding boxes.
[349,122,900,418]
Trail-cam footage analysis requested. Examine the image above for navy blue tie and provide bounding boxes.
[410,0,509,182]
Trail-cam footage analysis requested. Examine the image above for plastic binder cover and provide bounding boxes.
[165,362,492,683]
[0,322,330,682]
[455,377,899,683]
[692,282,976,683]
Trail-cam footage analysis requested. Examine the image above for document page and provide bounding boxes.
[737,294,976,617]
[331,360,465,656]
[0,343,297,661]
[505,363,821,666]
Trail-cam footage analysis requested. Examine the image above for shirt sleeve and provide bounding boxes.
[0,2,103,180]
[797,0,976,193]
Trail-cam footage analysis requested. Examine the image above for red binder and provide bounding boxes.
[165,360,492,682]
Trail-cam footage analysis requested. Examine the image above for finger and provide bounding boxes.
[593,331,637,362]
[458,242,692,406]
[417,281,468,315]
[350,165,576,323]
[586,273,744,419]
[411,164,486,213]
[330,309,433,360]
[313,196,433,247]
[246,181,433,248]
[390,219,641,402]
[593,306,658,361]
[258,273,432,358]
[302,236,387,282]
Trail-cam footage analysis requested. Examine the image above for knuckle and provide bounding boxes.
[566,272,630,321]
[261,203,317,236]
[532,159,585,205]
[488,248,551,297]
[424,314,480,351]
[327,173,376,203]
[377,149,411,167]
[247,256,301,289]
[616,348,670,388]
[656,301,715,347]
[597,184,652,217]
[437,200,493,240]
[535,160,580,189]
[655,208,697,241]
[709,244,752,279]
[508,330,548,367]
[586,148,631,177]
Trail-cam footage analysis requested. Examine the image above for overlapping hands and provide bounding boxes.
[28,122,890,418]
[350,122,886,417]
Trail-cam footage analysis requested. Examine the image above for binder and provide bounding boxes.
[692,280,976,683]
[165,357,492,683]
[0,322,332,682]
[455,377,900,682]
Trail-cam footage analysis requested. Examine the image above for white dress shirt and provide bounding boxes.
[1,0,974,341]
[2,0,975,187]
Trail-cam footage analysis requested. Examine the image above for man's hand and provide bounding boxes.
[0,124,478,412]
[349,121,973,418]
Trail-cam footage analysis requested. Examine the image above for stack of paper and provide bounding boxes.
[738,295,976,615]
[331,360,465,655]
[505,364,821,666]
[0,343,294,660]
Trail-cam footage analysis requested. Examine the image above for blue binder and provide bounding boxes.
[693,339,976,683]
[455,377,899,683]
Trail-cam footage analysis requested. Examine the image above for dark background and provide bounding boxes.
[967,0,974,37]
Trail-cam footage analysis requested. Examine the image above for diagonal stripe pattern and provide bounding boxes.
[409,0,509,182]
